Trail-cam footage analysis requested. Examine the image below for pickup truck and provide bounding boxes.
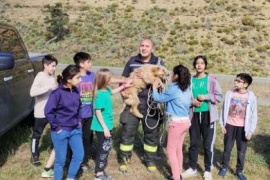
[0,23,44,136]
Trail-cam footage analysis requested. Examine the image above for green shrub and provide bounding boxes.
[242,16,256,27]
[14,4,23,8]
[220,37,236,45]
[201,40,213,48]
[256,45,270,53]
[187,40,199,45]
[79,4,90,11]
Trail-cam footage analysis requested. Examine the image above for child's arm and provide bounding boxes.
[109,77,127,84]
[246,96,258,140]
[152,80,174,103]
[45,91,61,132]
[95,109,111,138]
[219,91,230,134]
[30,73,56,97]
[111,79,133,94]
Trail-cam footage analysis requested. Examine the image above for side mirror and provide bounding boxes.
[0,53,15,70]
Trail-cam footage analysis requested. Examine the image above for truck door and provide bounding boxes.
[0,59,13,135]
[0,25,35,134]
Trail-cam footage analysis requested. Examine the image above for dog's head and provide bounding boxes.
[151,65,170,90]
[151,65,170,80]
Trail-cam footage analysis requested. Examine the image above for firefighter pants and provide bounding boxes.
[119,104,159,166]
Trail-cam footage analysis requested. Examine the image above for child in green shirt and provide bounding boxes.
[91,68,132,180]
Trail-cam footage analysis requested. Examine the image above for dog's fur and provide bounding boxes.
[123,64,169,118]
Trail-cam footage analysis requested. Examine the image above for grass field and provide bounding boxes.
[0,81,269,180]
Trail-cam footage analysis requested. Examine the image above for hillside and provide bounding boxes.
[1,0,270,77]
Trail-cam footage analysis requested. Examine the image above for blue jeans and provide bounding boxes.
[51,127,84,180]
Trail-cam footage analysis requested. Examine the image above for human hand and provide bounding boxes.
[192,99,202,107]
[246,133,252,140]
[104,128,111,138]
[152,78,161,89]
[197,95,205,102]
[124,78,133,88]
[221,128,227,134]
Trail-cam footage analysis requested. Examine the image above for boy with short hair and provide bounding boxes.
[30,55,58,167]
[218,73,258,180]
[73,52,95,171]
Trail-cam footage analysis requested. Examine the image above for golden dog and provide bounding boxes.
[123,64,169,118]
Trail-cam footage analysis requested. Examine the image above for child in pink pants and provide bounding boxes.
[152,65,192,180]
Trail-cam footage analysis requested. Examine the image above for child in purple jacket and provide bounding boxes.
[45,65,83,180]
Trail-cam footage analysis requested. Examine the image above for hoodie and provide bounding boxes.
[189,75,223,123]
[220,89,258,136]
[45,84,82,132]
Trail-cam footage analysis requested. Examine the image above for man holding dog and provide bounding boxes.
[118,38,165,172]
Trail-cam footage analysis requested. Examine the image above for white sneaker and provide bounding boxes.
[182,167,197,178]
[203,171,213,180]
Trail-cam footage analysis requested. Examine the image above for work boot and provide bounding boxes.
[119,157,130,172]
[146,162,157,172]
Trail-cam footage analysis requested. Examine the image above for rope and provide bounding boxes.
[144,87,162,130]
[158,112,168,147]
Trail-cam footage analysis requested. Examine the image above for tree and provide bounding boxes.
[43,3,69,45]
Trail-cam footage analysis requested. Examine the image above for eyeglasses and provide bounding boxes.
[234,79,245,83]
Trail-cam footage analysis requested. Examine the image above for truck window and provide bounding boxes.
[0,27,27,61]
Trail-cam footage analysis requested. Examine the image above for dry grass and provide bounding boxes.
[0,79,269,179]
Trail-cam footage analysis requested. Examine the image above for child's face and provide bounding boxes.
[80,59,92,72]
[68,72,81,87]
[234,77,248,90]
[44,62,57,75]
[195,58,206,73]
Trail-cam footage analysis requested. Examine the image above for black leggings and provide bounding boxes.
[95,131,112,172]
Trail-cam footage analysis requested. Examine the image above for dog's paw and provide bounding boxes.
[137,114,143,118]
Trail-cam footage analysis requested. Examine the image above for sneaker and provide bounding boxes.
[31,155,42,166]
[41,169,54,178]
[236,172,247,180]
[182,168,197,178]
[218,168,227,177]
[81,164,90,172]
[203,171,213,180]
[95,172,113,180]
[147,165,157,172]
